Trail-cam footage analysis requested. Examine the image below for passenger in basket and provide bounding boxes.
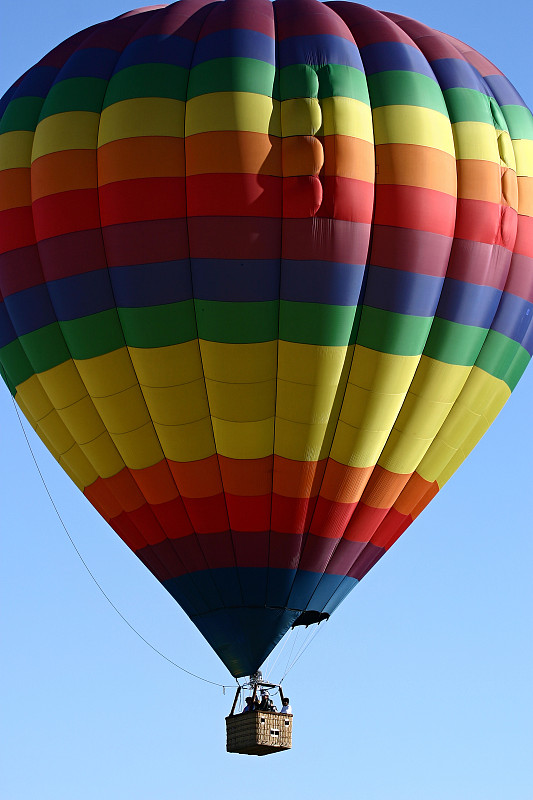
[243,696,255,712]
[259,690,276,712]
[280,697,292,714]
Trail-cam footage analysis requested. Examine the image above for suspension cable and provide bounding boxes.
[11,397,238,691]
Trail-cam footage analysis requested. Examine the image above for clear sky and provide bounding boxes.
[1,2,532,799]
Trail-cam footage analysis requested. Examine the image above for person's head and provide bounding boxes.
[245,697,253,704]
[282,697,289,705]
[261,689,269,697]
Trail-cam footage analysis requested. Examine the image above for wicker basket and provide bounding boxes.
[226,711,293,756]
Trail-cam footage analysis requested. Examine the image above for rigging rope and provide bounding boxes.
[11,397,238,691]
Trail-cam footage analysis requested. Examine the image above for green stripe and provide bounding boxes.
[500,104,533,141]
[0,96,42,133]
[60,310,124,358]
[367,71,447,115]
[10,324,70,375]
[280,301,359,345]
[118,301,197,348]
[39,77,108,119]
[279,63,368,103]
[443,87,495,125]
[357,307,432,355]
[424,318,487,365]
[188,58,275,99]
[195,300,277,343]
[103,64,189,108]
[476,330,530,390]
[0,340,32,389]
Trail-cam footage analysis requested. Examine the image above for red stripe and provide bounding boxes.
[226,494,271,532]
[33,189,100,240]
[99,177,186,226]
[0,206,35,253]
[454,198,517,248]
[182,494,229,534]
[309,495,357,538]
[187,173,282,218]
[373,184,456,236]
[317,176,374,223]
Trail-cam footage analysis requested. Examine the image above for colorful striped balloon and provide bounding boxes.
[0,0,531,678]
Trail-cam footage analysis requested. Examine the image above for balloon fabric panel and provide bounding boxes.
[0,0,532,678]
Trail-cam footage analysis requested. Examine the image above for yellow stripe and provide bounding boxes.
[277,379,339,425]
[108,422,163,469]
[142,381,210,425]
[281,98,322,137]
[14,374,55,422]
[0,131,34,169]
[497,130,516,171]
[275,418,333,462]
[57,395,107,443]
[79,432,126,478]
[373,105,454,155]
[129,341,204,387]
[451,121,500,163]
[185,92,281,137]
[34,408,76,455]
[59,443,99,489]
[91,385,153,434]
[37,359,88,408]
[513,139,533,178]
[277,342,352,386]
[199,340,277,383]
[32,112,100,160]
[349,346,419,394]
[318,97,373,142]
[207,379,275,422]
[212,417,274,460]
[330,422,389,468]
[417,368,510,483]
[154,418,215,462]
[74,349,137,396]
[98,98,185,146]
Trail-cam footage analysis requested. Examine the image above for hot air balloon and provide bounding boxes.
[0,0,532,688]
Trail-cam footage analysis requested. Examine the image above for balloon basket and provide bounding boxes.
[226,711,293,756]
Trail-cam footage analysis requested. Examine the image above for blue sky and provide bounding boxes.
[1,2,532,798]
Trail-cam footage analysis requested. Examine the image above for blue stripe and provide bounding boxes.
[322,575,358,615]
[4,285,56,337]
[47,270,115,320]
[281,260,365,305]
[437,279,502,328]
[192,29,275,67]
[279,34,363,69]
[5,65,58,101]
[364,265,444,317]
[483,75,528,109]
[111,260,193,306]
[491,292,533,350]
[53,48,119,81]
[192,259,279,302]
[431,58,490,94]
[116,34,195,70]
[0,302,16,348]
[361,41,436,80]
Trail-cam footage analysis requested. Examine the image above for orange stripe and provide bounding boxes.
[272,456,326,498]
[219,455,273,496]
[31,150,97,199]
[393,471,438,518]
[0,168,30,210]
[98,136,185,184]
[321,135,375,181]
[130,460,180,505]
[361,466,412,509]
[168,455,223,498]
[375,143,456,195]
[457,159,508,204]
[319,460,374,504]
[185,131,281,175]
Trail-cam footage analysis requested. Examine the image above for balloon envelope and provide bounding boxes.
[0,0,532,677]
